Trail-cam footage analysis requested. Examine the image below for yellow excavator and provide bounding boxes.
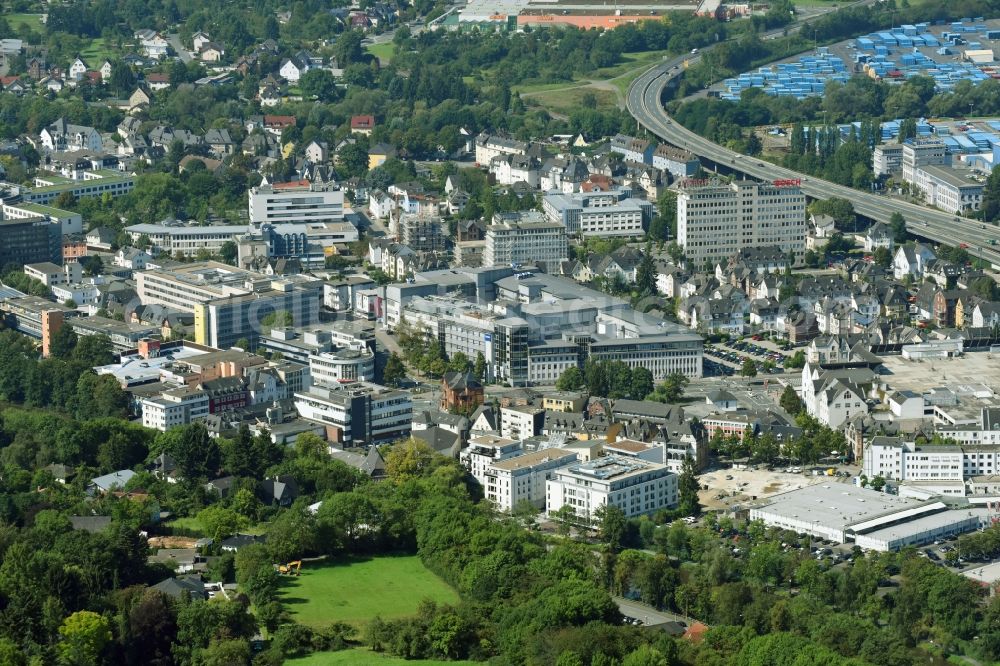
[277,560,302,576]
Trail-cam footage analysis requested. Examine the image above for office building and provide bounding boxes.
[248,180,345,225]
[483,212,568,273]
[125,222,250,256]
[543,189,653,238]
[676,178,806,267]
[194,285,322,349]
[0,216,61,266]
[293,382,412,446]
[873,143,904,177]
[3,202,82,235]
[546,454,677,521]
[24,261,81,287]
[20,171,134,205]
[309,348,376,384]
[908,165,984,214]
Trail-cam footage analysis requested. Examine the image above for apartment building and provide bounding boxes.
[483,212,568,273]
[460,434,525,486]
[501,405,544,440]
[543,189,653,238]
[141,386,211,431]
[248,180,345,225]
[293,382,412,446]
[24,261,81,287]
[474,133,528,166]
[486,448,579,511]
[308,348,376,385]
[652,144,700,179]
[676,178,806,267]
[546,454,677,521]
[398,212,448,252]
[610,134,654,164]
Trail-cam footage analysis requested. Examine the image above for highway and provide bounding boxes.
[625,20,1000,266]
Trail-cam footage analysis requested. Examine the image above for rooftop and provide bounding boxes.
[561,453,667,482]
[490,447,576,472]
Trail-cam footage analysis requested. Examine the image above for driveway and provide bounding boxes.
[167,34,193,63]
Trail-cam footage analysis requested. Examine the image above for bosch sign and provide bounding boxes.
[773,179,801,187]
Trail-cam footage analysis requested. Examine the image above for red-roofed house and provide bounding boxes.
[146,73,171,91]
[682,622,709,643]
[264,114,296,136]
[351,115,375,136]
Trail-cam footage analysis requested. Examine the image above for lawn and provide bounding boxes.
[6,13,44,34]
[165,516,268,537]
[279,555,459,629]
[79,38,115,64]
[286,648,479,665]
[529,85,618,113]
[366,42,395,63]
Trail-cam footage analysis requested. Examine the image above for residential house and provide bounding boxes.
[305,140,329,163]
[40,118,103,152]
[865,222,894,253]
[351,115,376,136]
[146,73,171,90]
[368,143,396,169]
[192,31,213,52]
[68,56,88,81]
[200,42,224,62]
[134,30,170,59]
[279,56,307,82]
[893,243,936,280]
[258,475,299,506]
[441,372,484,413]
[99,60,113,81]
[204,129,235,157]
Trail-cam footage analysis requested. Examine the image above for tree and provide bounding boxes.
[873,246,891,268]
[49,324,78,359]
[556,366,585,392]
[447,351,471,373]
[597,504,628,553]
[631,367,654,400]
[219,240,237,266]
[384,437,436,483]
[635,245,657,297]
[80,255,103,276]
[650,372,689,403]
[198,639,252,666]
[741,358,758,379]
[383,352,406,386]
[73,334,114,366]
[780,384,803,415]
[338,142,369,178]
[889,212,908,243]
[473,351,487,382]
[677,457,700,517]
[58,610,112,666]
[299,69,339,102]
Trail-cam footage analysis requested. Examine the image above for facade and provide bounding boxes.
[676,178,806,267]
[546,454,678,521]
[293,382,412,446]
[475,133,528,166]
[193,286,322,349]
[460,435,523,486]
[248,181,345,225]
[485,448,579,511]
[125,222,249,256]
[0,217,62,266]
[23,172,134,205]
[3,202,83,235]
[308,348,376,384]
[483,212,568,273]
[652,144,700,179]
[543,189,653,238]
[141,386,211,431]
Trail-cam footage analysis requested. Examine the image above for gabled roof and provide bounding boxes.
[152,575,206,599]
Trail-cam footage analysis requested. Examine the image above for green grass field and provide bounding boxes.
[529,86,617,113]
[6,13,44,34]
[366,43,395,63]
[79,38,114,65]
[279,555,459,629]
[286,648,479,665]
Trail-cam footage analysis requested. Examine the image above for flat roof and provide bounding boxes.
[468,434,519,449]
[490,447,576,471]
[605,439,656,453]
[858,507,988,544]
[752,484,925,531]
[562,453,667,482]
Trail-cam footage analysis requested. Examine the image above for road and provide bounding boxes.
[166,34,193,63]
[613,596,701,628]
[625,4,1000,267]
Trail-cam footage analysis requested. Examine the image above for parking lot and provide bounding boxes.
[703,339,789,375]
[699,467,841,511]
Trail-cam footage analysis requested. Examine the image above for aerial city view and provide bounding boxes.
[8,0,1000,663]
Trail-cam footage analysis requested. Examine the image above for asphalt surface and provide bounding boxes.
[614,596,701,628]
[625,2,1000,267]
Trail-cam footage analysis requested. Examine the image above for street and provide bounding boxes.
[613,596,701,628]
